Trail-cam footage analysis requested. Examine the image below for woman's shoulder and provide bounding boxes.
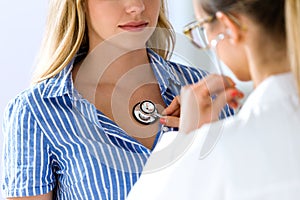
[165,60,209,83]
[4,80,52,116]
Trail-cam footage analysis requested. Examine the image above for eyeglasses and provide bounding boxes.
[183,15,215,49]
[183,13,244,49]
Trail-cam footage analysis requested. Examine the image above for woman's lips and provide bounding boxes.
[119,21,149,32]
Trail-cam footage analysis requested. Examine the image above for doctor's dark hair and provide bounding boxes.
[197,0,300,95]
[199,0,285,41]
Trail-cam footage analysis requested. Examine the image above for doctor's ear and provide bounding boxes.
[216,12,243,44]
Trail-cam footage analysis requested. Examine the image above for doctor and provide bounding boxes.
[127,0,300,199]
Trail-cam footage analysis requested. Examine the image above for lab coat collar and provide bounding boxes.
[238,72,298,118]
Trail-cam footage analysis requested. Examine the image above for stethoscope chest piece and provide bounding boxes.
[133,100,160,125]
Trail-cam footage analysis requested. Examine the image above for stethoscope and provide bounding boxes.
[132,100,162,125]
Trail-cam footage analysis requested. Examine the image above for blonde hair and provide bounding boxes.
[33,0,175,83]
[286,0,300,94]
[147,1,175,59]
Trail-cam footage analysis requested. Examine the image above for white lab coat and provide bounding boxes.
[127,73,300,200]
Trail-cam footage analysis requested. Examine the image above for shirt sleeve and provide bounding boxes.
[2,97,56,197]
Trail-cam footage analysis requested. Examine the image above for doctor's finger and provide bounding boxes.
[162,96,180,115]
[170,108,180,117]
[211,88,244,119]
[160,116,180,128]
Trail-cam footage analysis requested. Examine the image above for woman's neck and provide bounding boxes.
[100,49,151,87]
[87,36,150,74]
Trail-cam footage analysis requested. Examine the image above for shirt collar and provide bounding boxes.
[41,57,77,99]
[147,48,181,94]
[41,48,181,99]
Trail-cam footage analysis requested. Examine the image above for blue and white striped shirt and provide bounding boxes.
[2,49,233,199]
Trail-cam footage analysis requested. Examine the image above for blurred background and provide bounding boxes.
[0,1,252,199]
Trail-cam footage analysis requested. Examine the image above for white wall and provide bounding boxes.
[0,1,48,199]
[168,1,215,69]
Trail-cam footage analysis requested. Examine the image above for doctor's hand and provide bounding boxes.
[179,74,243,133]
[159,96,181,128]
[159,74,244,132]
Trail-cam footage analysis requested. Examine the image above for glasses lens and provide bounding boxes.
[189,26,209,49]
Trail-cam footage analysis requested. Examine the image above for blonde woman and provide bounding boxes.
[128,0,300,199]
[1,0,234,199]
